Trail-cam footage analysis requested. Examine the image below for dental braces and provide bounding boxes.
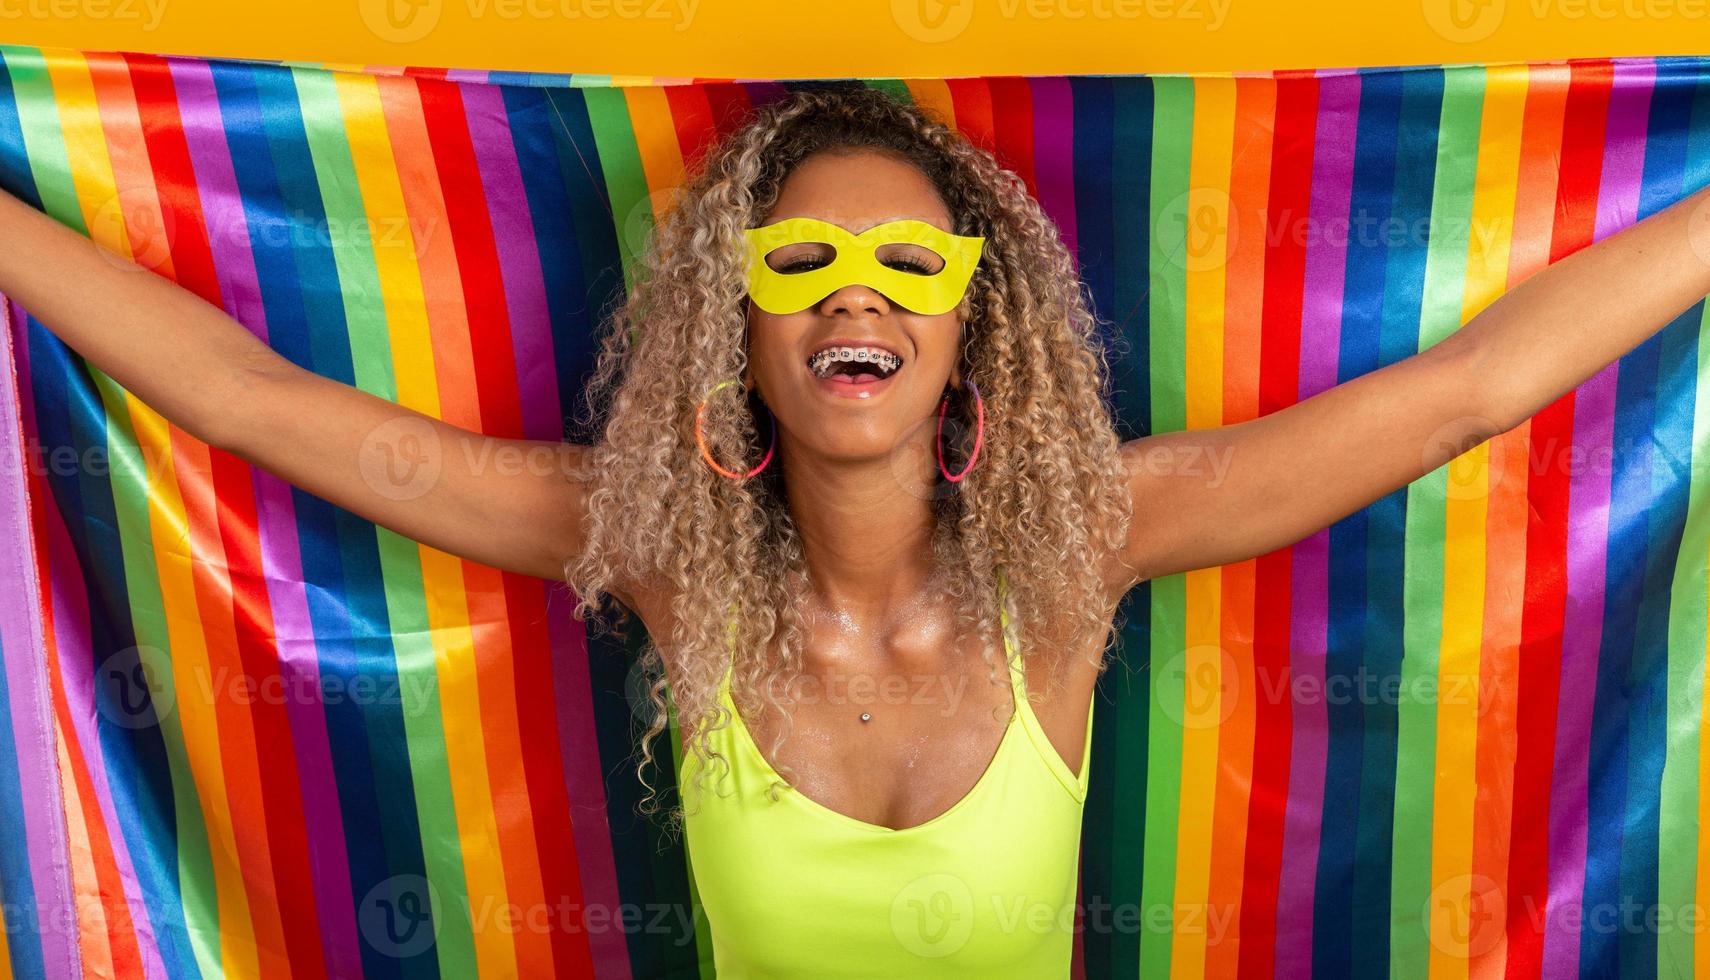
[807,346,902,378]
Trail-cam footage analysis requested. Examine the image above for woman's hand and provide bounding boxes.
[1109,180,1710,588]
[0,185,594,585]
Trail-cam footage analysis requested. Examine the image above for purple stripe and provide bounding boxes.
[1274,70,1360,977]
[0,297,78,980]
[464,83,559,440]
[169,59,364,979]
[1541,57,1652,980]
[546,593,632,977]
[1031,77,1078,258]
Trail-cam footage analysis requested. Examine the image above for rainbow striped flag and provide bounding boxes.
[0,43,1706,980]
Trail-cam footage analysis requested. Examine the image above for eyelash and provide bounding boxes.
[777,256,936,275]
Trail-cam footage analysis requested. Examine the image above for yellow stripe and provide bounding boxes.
[334,74,441,417]
[423,552,507,975]
[1172,74,1235,980]
[1427,63,1524,980]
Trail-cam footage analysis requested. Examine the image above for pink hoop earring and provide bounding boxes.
[936,379,984,483]
[696,379,776,480]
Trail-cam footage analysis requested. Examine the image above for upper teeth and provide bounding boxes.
[808,346,901,378]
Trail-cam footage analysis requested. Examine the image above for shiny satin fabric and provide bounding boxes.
[0,46,1706,980]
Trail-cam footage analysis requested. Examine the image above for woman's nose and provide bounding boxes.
[818,281,893,316]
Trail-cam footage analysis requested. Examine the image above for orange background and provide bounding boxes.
[0,0,1706,78]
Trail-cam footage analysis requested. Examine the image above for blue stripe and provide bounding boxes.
[1317,64,1404,980]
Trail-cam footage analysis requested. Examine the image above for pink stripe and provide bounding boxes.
[1274,69,1359,976]
[1540,56,1652,980]
[464,83,559,440]
[168,59,364,979]
[0,298,79,980]
[1031,77,1078,258]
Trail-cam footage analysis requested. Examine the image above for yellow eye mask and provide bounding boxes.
[742,217,985,316]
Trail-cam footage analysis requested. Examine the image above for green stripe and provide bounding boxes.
[1658,82,1710,980]
[1138,75,1193,979]
[584,89,651,298]
[8,50,226,979]
[1660,307,1710,979]
[1389,66,1484,979]
[864,79,913,104]
[293,69,478,977]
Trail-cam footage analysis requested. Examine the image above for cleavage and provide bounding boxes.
[739,652,1015,831]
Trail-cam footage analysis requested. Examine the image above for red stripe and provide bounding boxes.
[1502,59,1612,980]
[945,79,997,159]
[1237,71,1319,980]
[419,78,524,438]
[664,85,718,173]
[126,52,328,979]
[515,584,590,979]
[987,78,1038,196]
[702,82,755,143]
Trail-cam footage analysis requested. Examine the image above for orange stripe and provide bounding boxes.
[1204,73,1276,974]
[904,79,959,129]
[55,725,116,980]
[1467,64,1570,979]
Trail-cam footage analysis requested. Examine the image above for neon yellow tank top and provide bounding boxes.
[677,582,1095,976]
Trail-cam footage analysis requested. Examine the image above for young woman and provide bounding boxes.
[3,87,1708,975]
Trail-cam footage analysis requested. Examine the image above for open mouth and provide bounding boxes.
[805,345,903,386]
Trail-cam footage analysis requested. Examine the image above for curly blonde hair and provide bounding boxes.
[564,86,1133,833]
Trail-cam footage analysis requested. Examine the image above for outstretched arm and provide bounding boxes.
[1111,181,1710,588]
[0,187,595,586]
